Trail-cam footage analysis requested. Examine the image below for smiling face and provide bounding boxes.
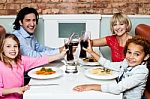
[113,21,128,37]
[19,13,37,34]
[110,13,131,35]
[125,43,149,67]
[3,38,19,59]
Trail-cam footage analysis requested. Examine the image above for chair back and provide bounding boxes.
[135,24,150,93]
[135,24,150,40]
[0,25,6,36]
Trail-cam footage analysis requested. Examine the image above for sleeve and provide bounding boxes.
[101,66,148,94]
[34,39,60,56]
[22,56,49,71]
[105,35,116,47]
[98,57,123,71]
[105,35,112,46]
[15,33,59,57]
[0,70,4,97]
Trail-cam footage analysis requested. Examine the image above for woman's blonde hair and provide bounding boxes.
[0,34,21,68]
[110,12,132,34]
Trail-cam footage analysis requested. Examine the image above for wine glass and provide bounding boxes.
[64,38,74,61]
[79,31,91,58]
[81,31,91,41]
[70,32,79,47]
[64,33,80,73]
[64,38,78,74]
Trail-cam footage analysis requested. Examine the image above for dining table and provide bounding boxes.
[23,60,122,99]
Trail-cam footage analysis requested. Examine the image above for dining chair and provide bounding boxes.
[0,25,6,36]
[135,24,150,99]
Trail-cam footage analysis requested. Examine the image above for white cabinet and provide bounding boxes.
[43,14,101,53]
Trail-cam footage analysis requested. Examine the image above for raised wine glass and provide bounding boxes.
[70,32,79,48]
[79,31,91,58]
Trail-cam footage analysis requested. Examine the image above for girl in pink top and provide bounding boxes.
[91,12,132,62]
[0,34,67,99]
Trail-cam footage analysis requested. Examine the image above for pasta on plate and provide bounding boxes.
[82,57,97,62]
[90,68,112,76]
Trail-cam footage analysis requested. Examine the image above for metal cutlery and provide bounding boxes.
[29,84,59,86]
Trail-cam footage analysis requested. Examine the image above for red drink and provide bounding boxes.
[65,43,74,61]
[79,40,88,58]
[71,41,79,47]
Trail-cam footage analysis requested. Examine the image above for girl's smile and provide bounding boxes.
[3,38,19,59]
[126,43,148,67]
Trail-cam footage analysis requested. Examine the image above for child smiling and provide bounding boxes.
[0,34,67,99]
[73,37,150,99]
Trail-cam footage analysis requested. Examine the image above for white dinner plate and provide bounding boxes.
[84,67,119,80]
[28,67,63,79]
[78,58,100,66]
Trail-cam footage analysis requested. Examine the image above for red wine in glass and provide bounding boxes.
[65,43,74,61]
[79,40,88,58]
[71,41,79,47]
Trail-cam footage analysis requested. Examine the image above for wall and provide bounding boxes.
[0,15,150,60]
[0,0,150,15]
[0,16,44,44]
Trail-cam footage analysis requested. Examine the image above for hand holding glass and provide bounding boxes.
[79,31,91,58]
[64,39,74,61]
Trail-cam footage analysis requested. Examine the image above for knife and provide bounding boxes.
[29,84,59,86]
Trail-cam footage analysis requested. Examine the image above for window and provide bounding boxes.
[59,23,86,38]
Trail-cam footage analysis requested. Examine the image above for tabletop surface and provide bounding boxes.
[23,60,122,99]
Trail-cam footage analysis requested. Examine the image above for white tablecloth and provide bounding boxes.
[23,61,122,99]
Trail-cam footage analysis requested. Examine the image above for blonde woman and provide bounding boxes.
[91,12,132,62]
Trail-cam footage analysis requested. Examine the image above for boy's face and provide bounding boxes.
[125,43,149,67]
[3,38,19,59]
[19,13,37,34]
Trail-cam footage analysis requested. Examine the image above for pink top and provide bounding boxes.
[106,35,124,62]
[0,55,49,99]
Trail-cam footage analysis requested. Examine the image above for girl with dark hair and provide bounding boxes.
[73,37,150,99]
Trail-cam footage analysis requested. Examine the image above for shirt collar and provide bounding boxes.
[18,26,33,38]
[126,67,133,71]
